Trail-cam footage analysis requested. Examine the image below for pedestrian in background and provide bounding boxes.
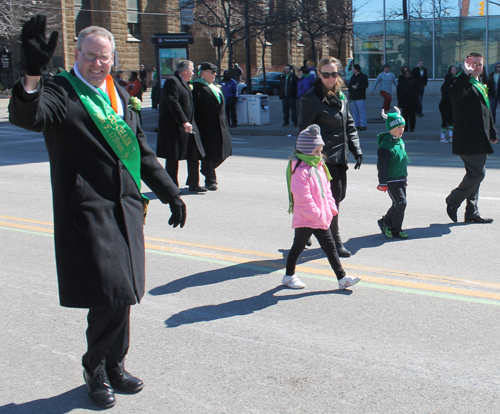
[127,71,143,124]
[398,65,409,82]
[284,124,361,290]
[279,64,299,127]
[348,64,369,130]
[157,60,206,192]
[299,56,363,257]
[151,65,158,109]
[439,65,457,143]
[412,60,428,117]
[192,62,232,191]
[371,64,397,112]
[377,108,410,239]
[446,53,497,224]
[220,69,238,127]
[231,63,243,83]
[139,64,148,91]
[396,70,419,132]
[487,61,500,123]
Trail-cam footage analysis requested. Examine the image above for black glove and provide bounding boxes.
[168,196,186,228]
[354,154,363,170]
[21,15,59,76]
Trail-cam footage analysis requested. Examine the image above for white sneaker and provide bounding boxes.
[282,275,306,289]
[338,275,361,290]
[448,137,453,143]
[440,138,449,143]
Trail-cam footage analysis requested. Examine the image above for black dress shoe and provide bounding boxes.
[83,369,116,408]
[464,215,494,223]
[108,369,145,394]
[206,183,218,191]
[188,185,208,193]
[446,204,457,223]
[336,245,352,257]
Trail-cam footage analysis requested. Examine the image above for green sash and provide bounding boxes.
[195,78,222,104]
[468,74,490,109]
[58,71,148,203]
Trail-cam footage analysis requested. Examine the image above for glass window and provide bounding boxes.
[434,19,462,77]
[353,22,384,77]
[385,21,408,73]
[74,0,91,36]
[488,16,500,73]
[434,0,460,18]
[461,18,486,58]
[385,0,404,20]
[353,0,383,22]
[127,0,141,35]
[406,20,433,77]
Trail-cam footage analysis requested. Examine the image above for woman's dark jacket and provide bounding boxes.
[298,79,362,164]
[192,81,232,160]
[156,72,205,160]
[397,77,420,109]
[440,73,455,103]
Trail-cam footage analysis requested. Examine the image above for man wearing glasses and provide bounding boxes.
[9,17,186,408]
[487,61,500,123]
[446,53,498,224]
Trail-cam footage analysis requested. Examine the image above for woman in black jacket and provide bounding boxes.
[439,65,457,143]
[396,70,420,132]
[298,57,363,257]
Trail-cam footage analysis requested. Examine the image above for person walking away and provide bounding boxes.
[439,65,457,143]
[139,64,148,91]
[377,108,411,239]
[371,64,398,112]
[220,70,238,127]
[299,57,363,257]
[279,64,299,127]
[348,64,369,130]
[127,71,143,124]
[192,62,232,191]
[487,62,500,123]
[396,70,419,132]
[284,124,361,289]
[9,16,186,409]
[157,59,206,192]
[412,60,428,117]
[231,63,243,83]
[445,53,498,224]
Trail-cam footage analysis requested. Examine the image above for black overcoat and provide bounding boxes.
[449,72,497,155]
[9,73,180,309]
[192,81,232,160]
[397,78,420,109]
[299,79,362,164]
[156,72,205,160]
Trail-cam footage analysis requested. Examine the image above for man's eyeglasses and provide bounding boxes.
[80,52,113,64]
[320,71,339,79]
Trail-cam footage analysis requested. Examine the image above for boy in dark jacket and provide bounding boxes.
[377,107,411,239]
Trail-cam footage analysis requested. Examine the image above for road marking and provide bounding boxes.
[1,215,500,306]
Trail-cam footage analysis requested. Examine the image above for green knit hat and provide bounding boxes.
[382,107,405,131]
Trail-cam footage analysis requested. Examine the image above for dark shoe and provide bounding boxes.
[188,185,208,193]
[108,369,144,394]
[392,230,409,239]
[446,204,458,223]
[282,123,289,127]
[336,245,352,257]
[206,183,218,191]
[83,369,116,409]
[464,215,494,223]
[418,113,424,117]
[358,126,367,131]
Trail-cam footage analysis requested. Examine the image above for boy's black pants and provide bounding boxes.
[383,180,407,233]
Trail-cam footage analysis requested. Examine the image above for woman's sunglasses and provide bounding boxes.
[320,71,339,79]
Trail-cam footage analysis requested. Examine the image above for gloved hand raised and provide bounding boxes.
[354,154,363,170]
[377,185,388,192]
[168,196,187,228]
[21,14,59,76]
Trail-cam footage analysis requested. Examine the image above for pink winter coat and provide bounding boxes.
[291,160,338,230]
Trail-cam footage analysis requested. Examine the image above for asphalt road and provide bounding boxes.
[1,105,500,413]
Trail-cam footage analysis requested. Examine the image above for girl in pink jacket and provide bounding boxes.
[284,125,361,290]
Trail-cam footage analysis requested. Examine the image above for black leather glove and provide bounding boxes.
[21,15,59,76]
[354,154,363,170]
[168,196,186,228]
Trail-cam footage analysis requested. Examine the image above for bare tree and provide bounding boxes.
[326,0,354,59]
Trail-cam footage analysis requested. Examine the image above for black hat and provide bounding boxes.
[223,70,230,76]
[200,62,217,71]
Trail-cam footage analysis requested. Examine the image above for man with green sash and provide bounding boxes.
[446,53,498,224]
[9,15,186,409]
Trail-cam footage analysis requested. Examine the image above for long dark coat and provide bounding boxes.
[156,72,205,160]
[397,77,420,109]
[299,79,362,164]
[192,81,232,161]
[9,73,180,309]
[449,72,497,155]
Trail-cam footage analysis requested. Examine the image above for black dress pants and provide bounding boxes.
[201,159,224,186]
[166,159,200,187]
[82,305,130,376]
[286,227,346,280]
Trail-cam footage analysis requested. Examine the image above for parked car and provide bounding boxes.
[236,72,284,95]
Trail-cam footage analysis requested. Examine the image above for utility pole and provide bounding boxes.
[244,0,252,93]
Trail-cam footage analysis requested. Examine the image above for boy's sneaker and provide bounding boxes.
[377,218,392,238]
[282,275,306,289]
[440,138,449,143]
[338,275,361,290]
[392,230,409,239]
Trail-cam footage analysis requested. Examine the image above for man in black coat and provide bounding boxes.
[156,60,206,192]
[486,61,500,123]
[9,16,186,409]
[446,53,498,224]
[192,62,232,191]
[412,60,428,117]
[279,64,299,127]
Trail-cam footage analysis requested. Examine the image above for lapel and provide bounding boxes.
[114,80,134,127]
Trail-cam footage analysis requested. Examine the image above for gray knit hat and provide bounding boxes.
[296,124,324,155]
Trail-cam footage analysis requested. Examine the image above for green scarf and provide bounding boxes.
[58,71,148,205]
[470,76,489,108]
[286,152,332,214]
[195,78,222,104]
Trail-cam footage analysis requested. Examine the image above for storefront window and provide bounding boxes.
[353,22,384,77]
[489,16,500,73]
[434,19,462,77]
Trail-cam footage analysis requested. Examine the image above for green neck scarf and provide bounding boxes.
[58,71,148,204]
[286,152,332,214]
[195,78,222,104]
[460,71,490,108]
